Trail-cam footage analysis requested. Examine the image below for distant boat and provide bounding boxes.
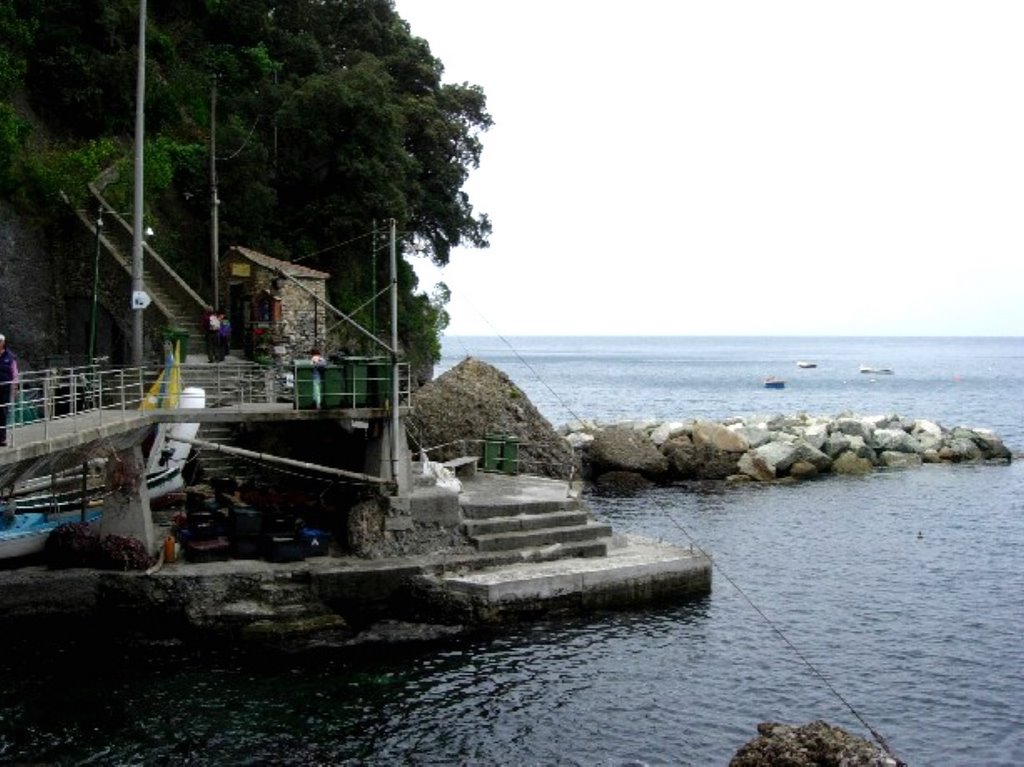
[763,377,785,389]
[796,361,817,369]
[859,365,894,375]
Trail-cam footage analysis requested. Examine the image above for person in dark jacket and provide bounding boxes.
[0,333,19,446]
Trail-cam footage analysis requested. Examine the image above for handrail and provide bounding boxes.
[2,359,411,449]
[88,182,213,314]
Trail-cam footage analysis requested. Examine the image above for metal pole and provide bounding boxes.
[371,218,377,339]
[88,206,103,362]
[130,0,147,366]
[389,218,400,488]
[210,77,219,311]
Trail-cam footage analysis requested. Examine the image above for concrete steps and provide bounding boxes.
[195,422,251,482]
[454,473,612,559]
[469,521,614,553]
[463,509,591,537]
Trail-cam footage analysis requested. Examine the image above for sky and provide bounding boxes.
[395,1,1024,337]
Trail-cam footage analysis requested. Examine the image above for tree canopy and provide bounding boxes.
[1,0,491,367]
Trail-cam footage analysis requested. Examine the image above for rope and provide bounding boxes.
[657,502,906,767]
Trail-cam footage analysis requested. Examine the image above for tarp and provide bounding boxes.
[141,340,182,410]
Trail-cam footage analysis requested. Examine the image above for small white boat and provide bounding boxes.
[796,361,817,369]
[859,365,894,375]
[0,510,103,561]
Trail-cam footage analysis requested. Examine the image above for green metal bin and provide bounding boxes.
[346,357,370,407]
[293,361,316,409]
[322,365,344,408]
[500,436,519,474]
[483,433,519,474]
[162,328,190,360]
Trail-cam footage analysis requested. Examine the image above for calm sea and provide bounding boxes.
[1,336,1021,766]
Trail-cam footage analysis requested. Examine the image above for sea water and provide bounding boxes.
[0,336,1021,766]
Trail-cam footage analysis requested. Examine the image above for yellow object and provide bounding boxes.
[163,535,176,563]
[141,340,182,410]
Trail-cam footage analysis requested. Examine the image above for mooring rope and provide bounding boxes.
[658,503,907,767]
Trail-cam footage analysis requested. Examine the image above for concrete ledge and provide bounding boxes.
[420,534,711,621]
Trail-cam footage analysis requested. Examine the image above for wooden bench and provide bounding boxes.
[442,455,480,479]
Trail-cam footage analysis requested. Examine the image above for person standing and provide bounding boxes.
[217,311,231,362]
[205,309,221,363]
[0,333,19,447]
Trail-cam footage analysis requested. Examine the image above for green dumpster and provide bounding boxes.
[483,433,519,474]
[345,357,370,407]
[162,328,190,360]
[323,365,344,408]
[483,433,504,471]
[500,436,520,475]
[371,358,393,407]
[293,361,316,409]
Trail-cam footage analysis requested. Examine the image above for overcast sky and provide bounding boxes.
[395,1,1024,337]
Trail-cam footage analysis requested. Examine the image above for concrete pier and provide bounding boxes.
[0,472,712,648]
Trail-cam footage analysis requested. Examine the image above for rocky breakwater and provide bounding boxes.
[563,412,1012,487]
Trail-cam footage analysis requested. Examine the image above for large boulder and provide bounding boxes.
[692,420,750,453]
[832,451,875,475]
[662,435,741,480]
[871,428,922,454]
[730,720,897,767]
[410,357,575,478]
[588,426,669,481]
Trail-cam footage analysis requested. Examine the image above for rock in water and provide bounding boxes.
[409,357,575,479]
[730,720,899,767]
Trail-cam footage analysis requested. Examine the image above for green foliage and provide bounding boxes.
[3,0,489,365]
[15,137,120,209]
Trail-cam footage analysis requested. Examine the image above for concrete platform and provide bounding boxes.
[415,533,712,623]
[0,472,712,646]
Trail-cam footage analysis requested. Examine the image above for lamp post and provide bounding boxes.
[210,76,220,312]
[130,0,147,366]
[389,217,400,488]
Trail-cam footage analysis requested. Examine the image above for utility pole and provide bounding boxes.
[209,77,220,311]
[130,0,147,366]
[389,218,400,487]
[371,218,377,338]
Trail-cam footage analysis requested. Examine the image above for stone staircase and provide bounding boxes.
[195,422,252,483]
[460,485,612,559]
[73,181,212,359]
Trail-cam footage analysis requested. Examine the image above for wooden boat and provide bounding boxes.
[763,377,785,389]
[796,361,817,368]
[0,509,103,561]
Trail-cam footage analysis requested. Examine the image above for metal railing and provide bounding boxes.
[3,359,412,448]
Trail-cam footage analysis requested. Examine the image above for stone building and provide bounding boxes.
[219,246,329,364]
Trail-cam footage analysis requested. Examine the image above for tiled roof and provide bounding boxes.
[227,246,330,279]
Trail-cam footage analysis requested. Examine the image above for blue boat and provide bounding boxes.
[0,509,103,561]
[763,377,785,389]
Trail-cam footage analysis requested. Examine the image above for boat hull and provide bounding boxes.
[0,510,102,561]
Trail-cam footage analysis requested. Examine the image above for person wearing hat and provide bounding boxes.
[0,333,18,446]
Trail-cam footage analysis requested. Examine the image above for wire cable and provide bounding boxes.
[657,501,906,766]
